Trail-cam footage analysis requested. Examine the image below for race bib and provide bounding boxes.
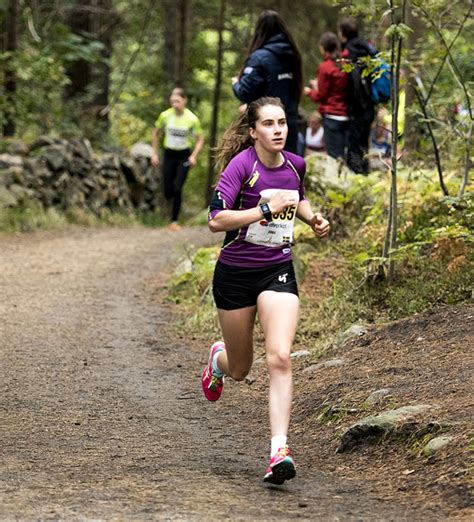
[166,126,188,150]
[245,189,299,247]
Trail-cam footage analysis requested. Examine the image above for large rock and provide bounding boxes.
[423,435,454,457]
[0,154,23,169]
[7,140,29,156]
[337,324,367,346]
[0,186,18,208]
[130,142,153,159]
[41,145,70,171]
[0,137,163,214]
[337,405,431,452]
[69,138,93,161]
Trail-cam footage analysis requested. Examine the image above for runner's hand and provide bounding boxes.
[310,213,330,238]
[151,153,159,167]
[268,190,298,214]
[187,156,196,167]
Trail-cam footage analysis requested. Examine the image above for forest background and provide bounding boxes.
[1,0,472,201]
[0,0,473,324]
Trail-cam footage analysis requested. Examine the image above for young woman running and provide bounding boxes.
[151,88,204,230]
[202,97,330,484]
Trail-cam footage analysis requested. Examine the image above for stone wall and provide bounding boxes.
[0,137,162,213]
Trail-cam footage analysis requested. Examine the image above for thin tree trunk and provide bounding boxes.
[388,35,403,280]
[63,1,92,102]
[3,0,20,137]
[163,0,178,89]
[403,1,424,151]
[205,0,226,205]
[383,0,406,280]
[175,0,188,87]
[90,0,114,135]
[459,121,472,197]
[414,87,449,196]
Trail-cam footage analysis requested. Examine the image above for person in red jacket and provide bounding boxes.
[304,32,348,161]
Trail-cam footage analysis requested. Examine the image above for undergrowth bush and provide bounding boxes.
[167,167,473,353]
[0,200,167,233]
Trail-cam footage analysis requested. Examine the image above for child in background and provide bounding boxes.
[305,111,325,155]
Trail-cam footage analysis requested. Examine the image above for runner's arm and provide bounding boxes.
[209,207,265,233]
[297,200,330,238]
[209,191,298,233]
[151,127,161,166]
[188,133,204,166]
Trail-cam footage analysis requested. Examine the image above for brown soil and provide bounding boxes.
[0,227,472,520]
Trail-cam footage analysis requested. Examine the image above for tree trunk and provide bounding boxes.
[162,0,188,88]
[90,0,114,135]
[3,0,20,137]
[163,0,178,89]
[206,0,226,205]
[63,0,116,139]
[63,1,92,102]
[403,1,424,152]
[383,0,407,280]
[175,0,188,87]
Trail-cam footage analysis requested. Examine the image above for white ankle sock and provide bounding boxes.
[271,435,287,457]
[211,348,224,377]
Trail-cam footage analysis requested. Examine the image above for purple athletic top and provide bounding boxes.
[208,147,307,267]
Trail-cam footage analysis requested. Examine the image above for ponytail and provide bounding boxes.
[214,111,253,173]
[214,96,285,175]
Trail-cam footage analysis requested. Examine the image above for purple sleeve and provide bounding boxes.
[208,154,247,220]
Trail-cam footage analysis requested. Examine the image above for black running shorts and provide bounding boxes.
[212,260,299,310]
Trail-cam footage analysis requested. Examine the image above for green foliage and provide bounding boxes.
[0,200,167,233]
[0,200,68,233]
[165,170,474,350]
[166,246,221,336]
[0,16,108,137]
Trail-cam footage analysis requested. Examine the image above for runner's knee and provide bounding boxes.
[266,349,291,373]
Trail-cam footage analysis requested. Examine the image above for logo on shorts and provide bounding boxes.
[278,273,288,283]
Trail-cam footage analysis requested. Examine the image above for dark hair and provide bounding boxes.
[214,97,285,173]
[170,87,186,99]
[320,32,340,54]
[243,10,303,100]
[338,17,359,40]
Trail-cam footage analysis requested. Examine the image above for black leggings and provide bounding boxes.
[162,148,190,221]
[347,112,375,175]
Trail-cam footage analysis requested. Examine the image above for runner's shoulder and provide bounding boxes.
[283,151,306,175]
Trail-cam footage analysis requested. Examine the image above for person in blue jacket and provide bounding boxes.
[232,10,303,155]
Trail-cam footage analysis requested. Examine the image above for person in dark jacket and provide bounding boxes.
[232,10,303,155]
[304,32,348,160]
[338,17,377,174]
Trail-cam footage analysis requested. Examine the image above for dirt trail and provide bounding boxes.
[0,227,440,520]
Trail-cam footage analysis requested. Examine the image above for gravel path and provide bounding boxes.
[0,227,434,520]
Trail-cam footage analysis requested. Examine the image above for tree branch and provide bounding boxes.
[414,1,472,109]
[414,84,449,196]
[99,0,157,117]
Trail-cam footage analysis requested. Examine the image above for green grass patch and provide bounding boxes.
[166,246,221,338]
[0,200,169,233]
[163,168,474,353]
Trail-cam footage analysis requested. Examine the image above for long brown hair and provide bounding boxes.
[214,97,285,174]
[242,10,303,100]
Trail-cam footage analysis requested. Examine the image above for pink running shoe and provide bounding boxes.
[201,341,225,402]
[263,446,296,485]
